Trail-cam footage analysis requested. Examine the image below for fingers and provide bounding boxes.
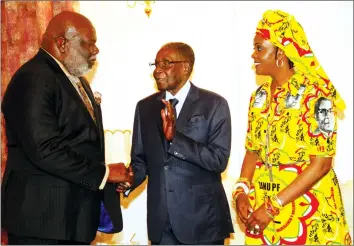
[238,213,248,224]
[244,205,270,236]
[237,204,249,224]
[161,99,171,111]
[161,99,173,119]
[236,195,253,224]
[161,99,170,113]
[246,208,258,229]
[115,182,131,193]
[246,215,260,235]
[247,223,262,236]
[246,214,264,236]
[116,185,127,193]
[246,217,257,230]
[116,188,125,193]
[238,208,248,224]
[246,210,256,225]
[161,109,166,122]
[126,166,134,184]
[161,99,168,106]
[128,165,133,176]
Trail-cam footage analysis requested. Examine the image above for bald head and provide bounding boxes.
[42,11,93,44]
[41,11,99,77]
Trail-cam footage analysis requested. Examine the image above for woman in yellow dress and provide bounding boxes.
[232,10,352,245]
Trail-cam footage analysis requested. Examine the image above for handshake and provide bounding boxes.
[107,163,134,193]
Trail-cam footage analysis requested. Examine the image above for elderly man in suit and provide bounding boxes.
[1,11,132,245]
[117,42,234,245]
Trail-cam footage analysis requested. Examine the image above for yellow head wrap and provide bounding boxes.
[256,10,346,113]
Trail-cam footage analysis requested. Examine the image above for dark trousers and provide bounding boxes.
[151,215,225,245]
[8,233,87,245]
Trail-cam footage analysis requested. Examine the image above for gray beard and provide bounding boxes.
[63,49,90,77]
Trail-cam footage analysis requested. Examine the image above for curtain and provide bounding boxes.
[1,1,80,244]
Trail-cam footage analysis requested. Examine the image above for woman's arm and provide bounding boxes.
[235,150,259,224]
[276,156,332,206]
[240,150,259,182]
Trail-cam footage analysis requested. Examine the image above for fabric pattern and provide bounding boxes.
[77,80,96,123]
[244,9,351,245]
[245,75,351,245]
[256,10,346,114]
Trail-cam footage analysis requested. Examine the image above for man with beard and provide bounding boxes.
[1,11,132,245]
[117,42,234,245]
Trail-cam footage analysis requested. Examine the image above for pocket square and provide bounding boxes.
[187,115,205,125]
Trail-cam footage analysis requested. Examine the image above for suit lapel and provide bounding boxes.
[155,84,200,151]
[155,91,168,150]
[37,49,103,152]
[38,49,99,129]
[176,83,199,131]
[38,50,89,120]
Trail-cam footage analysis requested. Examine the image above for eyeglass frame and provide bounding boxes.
[317,108,334,116]
[149,60,187,70]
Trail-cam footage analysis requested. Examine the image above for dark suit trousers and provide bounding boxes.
[8,233,87,245]
[150,214,224,245]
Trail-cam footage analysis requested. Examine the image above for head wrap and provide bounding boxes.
[256,10,345,113]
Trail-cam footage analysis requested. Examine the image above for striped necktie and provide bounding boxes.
[76,81,96,123]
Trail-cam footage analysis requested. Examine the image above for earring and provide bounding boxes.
[276,59,284,68]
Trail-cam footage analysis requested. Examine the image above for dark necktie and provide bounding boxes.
[169,98,179,119]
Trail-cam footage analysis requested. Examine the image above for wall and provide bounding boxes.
[78,1,353,244]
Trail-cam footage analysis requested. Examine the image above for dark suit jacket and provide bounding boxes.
[129,83,234,244]
[1,49,122,243]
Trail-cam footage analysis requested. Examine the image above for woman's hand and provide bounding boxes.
[246,203,273,235]
[235,193,254,224]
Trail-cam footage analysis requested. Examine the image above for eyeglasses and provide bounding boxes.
[318,108,333,116]
[149,60,186,70]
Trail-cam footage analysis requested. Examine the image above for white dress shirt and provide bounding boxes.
[165,80,191,118]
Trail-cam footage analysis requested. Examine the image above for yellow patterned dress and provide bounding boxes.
[244,72,352,245]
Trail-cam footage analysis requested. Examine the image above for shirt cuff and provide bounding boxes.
[124,189,131,197]
[99,165,110,190]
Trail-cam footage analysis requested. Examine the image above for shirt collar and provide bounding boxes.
[165,80,191,105]
[41,47,80,84]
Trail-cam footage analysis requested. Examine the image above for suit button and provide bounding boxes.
[164,166,169,170]
[174,151,178,155]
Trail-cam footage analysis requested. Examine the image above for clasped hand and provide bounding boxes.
[160,99,176,142]
[235,193,272,235]
[107,163,134,191]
